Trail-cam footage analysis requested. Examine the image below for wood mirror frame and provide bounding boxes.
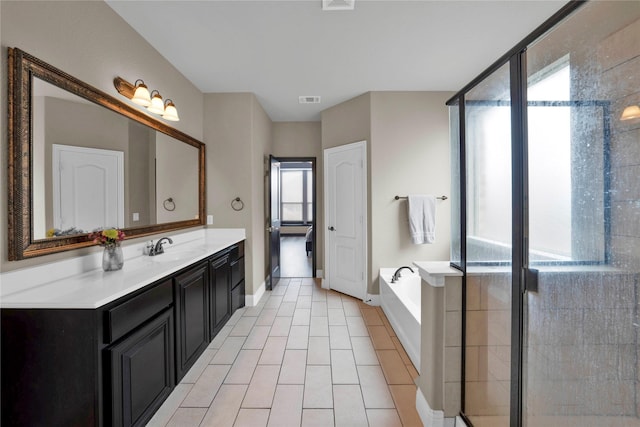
[8,47,206,260]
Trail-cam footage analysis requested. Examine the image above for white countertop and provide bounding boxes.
[413,261,463,287]
[0,228,245,309]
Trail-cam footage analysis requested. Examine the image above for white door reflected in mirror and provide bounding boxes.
[51,144,124,236]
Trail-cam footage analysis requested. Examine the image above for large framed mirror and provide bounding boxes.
[8,48,206,260]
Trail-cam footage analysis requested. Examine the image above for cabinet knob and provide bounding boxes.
[328,226,336,231]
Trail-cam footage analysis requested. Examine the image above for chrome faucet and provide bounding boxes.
[391,266,414,283]
[150,237,173,256]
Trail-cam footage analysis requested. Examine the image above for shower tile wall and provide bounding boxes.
[526,270,638,418]
[600,16,640,418]
[467,270,639,420]
[465,272,511,419]
[606,18,640,269]
[444,279,463,417]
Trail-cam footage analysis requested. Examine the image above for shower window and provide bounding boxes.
[465,64,512,264]
[528,60,573,260]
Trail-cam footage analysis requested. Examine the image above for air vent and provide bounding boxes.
[322,0,355,11]
[299,96,321,104]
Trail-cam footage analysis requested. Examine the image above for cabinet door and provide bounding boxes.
[209,254,231,338]
[110,309,174,427]
[174,263,209,381]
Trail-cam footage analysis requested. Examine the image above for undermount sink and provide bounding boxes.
[149,250,201,263]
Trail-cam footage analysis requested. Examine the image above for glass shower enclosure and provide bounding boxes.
[449,2,640,426]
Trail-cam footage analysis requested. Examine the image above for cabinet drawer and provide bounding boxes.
[107,279,173,343]
[227,242,244,262]
[231,257,245,286]
[231,280,245,311]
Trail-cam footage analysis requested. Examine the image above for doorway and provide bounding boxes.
[268,157,316,280]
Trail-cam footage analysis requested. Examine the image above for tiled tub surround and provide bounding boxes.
[465,266,640,427]
[0,228,245,308]
[413,262,463,427]
[464,266,511,426]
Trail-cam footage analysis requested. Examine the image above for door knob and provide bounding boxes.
[267,226,274,232]
[328,226,335,231]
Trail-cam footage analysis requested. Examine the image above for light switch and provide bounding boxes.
[207,215,213,225]
[133,212,139,221]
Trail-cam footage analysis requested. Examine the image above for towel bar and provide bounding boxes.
[395,195,448,201]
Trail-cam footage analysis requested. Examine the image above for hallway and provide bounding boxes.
[148,278,422,426]
[280,236,313,278]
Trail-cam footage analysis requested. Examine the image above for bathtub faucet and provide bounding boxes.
[391,266,414,283]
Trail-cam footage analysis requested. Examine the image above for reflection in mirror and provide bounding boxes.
[31,79,200,240]
[8,47,205,260]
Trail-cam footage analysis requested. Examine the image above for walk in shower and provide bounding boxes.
[449,2,640,426]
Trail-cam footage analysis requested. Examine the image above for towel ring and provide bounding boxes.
[231,197,244,211]
[163,197,176,211]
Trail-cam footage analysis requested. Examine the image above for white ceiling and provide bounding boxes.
[106,0,568,122]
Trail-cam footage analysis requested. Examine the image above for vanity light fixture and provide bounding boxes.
[131,79,151,106]
[147,90,165,115]
[113,76,180,121]
[620,104,640,121]
[163,99,180,121]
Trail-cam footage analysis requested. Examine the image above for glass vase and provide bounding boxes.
[102,244,124,271]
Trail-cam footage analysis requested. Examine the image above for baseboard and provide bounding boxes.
[364,293,380,306]
[245,280,266,306]
[416,387,445,427]
[315,269,323,278]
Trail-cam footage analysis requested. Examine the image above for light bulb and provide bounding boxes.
[131,80,151,107]
[147,90,165,115]
[620,105,640,121]
[162,99,180,121]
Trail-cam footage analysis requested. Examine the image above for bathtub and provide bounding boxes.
[379,268,421,371]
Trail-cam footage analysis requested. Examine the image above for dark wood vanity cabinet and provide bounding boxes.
[209,253,232,338]
[208,242,245,339]
[231,244,246,311]
[174,262,210,380]
[109,307,174,427]
[1,240,245,427]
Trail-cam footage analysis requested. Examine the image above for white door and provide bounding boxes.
[53,144,124,232]
[324,141,367,300]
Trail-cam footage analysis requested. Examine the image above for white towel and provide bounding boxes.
[407,195,436,244]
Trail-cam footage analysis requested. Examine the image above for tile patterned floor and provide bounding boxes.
[280,236,313,278]
[148,277,423,427]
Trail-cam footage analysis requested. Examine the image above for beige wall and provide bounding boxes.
[321,93,372,279]
[203,93,273,295]
[272,122,321,158]
[251,94,273,291]
[0,0,204,272]
[370,92,453,293]
[204,93,255,290]
[321,92,452,295]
